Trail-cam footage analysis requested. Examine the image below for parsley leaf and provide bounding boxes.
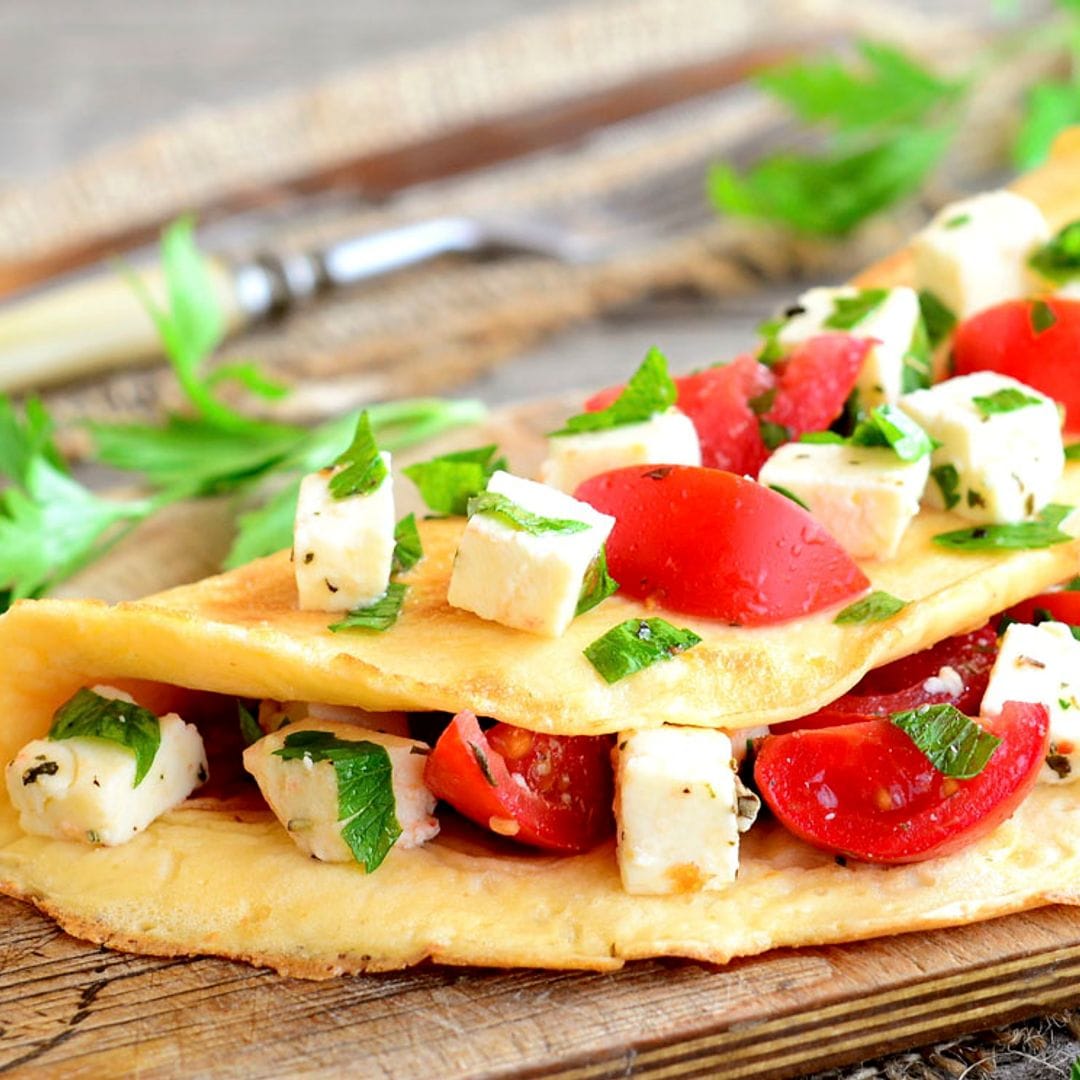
[49,687,161,787]
[834,591,908,624]
[391,514,423,574]
[403,444,506,517]
[972,387,1043,417]
[273,729,401,872]
[891,703,1001,779]
[917,290,957,349]
[466,492,589,535]
[550,347,676,436]
[1030,219,1080,284]
[903,316,933,394]
[584,618,702,684]
[824,289,888,330]
[850,404,936,462]
[328,412,387,499]
[575,545,620,616]
[0,396,63,485]
[329,582,408,633]
[933,504,1076,551]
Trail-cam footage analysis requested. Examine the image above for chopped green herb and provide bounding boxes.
[759,420,791,451]
[891,703,1001,779]
[466,491,589,536]
[238,703,264,747]
[932,504,1075,551]
[329,583,408,633]
[748,388,777,416]
[1064,575,1080,591]
[402,444,507,517]
[972,387,1043,417]
[799,430,847,445]
[1066,442,1080,462]
[931,464,962,511]
[834,590,908,624]
[328,412,387,500]
[850,404,936,462]
[551,348,676,436]
[584,618,702,684]
[823,288,889,330]
[1029,220,1080,283]
[769,484,810,511]
[945,213,970,229]
[49,688,161,787]
[917,289,957,349]
[1014,82,1080,171]
[902,316,932,394]
[1030,298,1058,335]
[391,514,423,574]
[756,317,788,366]
[273,729,401,872]
[576,545,620,616]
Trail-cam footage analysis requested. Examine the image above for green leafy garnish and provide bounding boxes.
[49,688,161,787]
[1029,219,1080,283]
[972,387,1043,417]
[756,317,789,366]
[391,514,423,574]
[1065,442,1080,462]
[576,546,620,616]
[550,348,676,436]
[933,504,1075,551]
[768,484,809,511]
[0,396,63,484]
[945,213,971,229]
[850,404,936,462]
[931,463,962,510]
[329,582,408,633]
[584,618,702,684]
[1030,298,1058,335]
[917,290,957,349]
[402,444,507,517]
[902,316,932,394]
[328,412,387,499]
[891,703,1001,779]
[834,590,908,624]
[238,702,264,747]
[799,431,847,445]
[466,492,589,536]
[273,729,401,872]
[823,289,888,330]
[759,420,791,451]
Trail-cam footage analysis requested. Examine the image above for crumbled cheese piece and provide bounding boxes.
[243,720,438,861]
[922,665,964,698]
[898,372,1064,524]
[257,700,410,737]
[778,285,923,408]
[911,191,1050,320]
[614,727,755,895]
[5,690,207,846]
[981,621,1080,784]
[540,408,700,494]
[758,442,929,560]
[293,452,395,613]
[447,471,615,637]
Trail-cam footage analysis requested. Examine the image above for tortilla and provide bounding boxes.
[4,134,1080,979]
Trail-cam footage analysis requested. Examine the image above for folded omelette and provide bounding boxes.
[3,139,1080,980]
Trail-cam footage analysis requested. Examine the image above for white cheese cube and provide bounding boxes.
[898,372,1064,523]
[540,408,701,494]
[778,285,924,408]
[911,191,1050,321]
[257,700,411,738]
[447,471,615,637]
[614,727,749,895]
[981,621,1080,784]
[293,452,395,613]
[758,442,929,560]
[5,702,207,846]
[243,720,438,863]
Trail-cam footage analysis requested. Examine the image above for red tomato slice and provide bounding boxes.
[423,711,614,853]
[952,298,1080,431]
[575,465,869,625]
[1006,588,1080,628]
[755,701,1049,864]
[773,622,999,733]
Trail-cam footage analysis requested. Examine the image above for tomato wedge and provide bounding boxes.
[755,701,1049,864]
[1006,587,1080,629]
[952,297,1080,430]
[773,622,999,733]
[575,465,869,625]
[423,711,614,853]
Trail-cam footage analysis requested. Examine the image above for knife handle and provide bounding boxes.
[0,257,244,394]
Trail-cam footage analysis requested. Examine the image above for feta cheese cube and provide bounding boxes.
[911,191,1050,321]
[540,408,701,494]
[981,621,1080,784]
[898,372,1064,523]
[5,693,208,846]
[778,285,925,407]
[447,471,615,637]
[293,452,395,612]
[758,442,929,560]
[243,720,438,862]
[614,727,754,895]
[257,700,411,737]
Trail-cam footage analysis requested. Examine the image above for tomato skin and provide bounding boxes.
[423,711,614,853]
[575,465,870,626]
[765,333,870,435]
[1006,589,1080,628]
[754,701,1049,864]
[952,298,1080,430]
[773,622,999,733]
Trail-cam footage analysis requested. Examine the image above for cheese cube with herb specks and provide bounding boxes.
[243,720,438,862]
[981,621,1080,784]
[778,285,924,408]
[898,372,1063,524]
[758,442,929,560]
[614,727,758,895]
[448,471,615,637]
[540,408,700,494]
[911,191,1050,321]
[293,452,395,612]
[5,691,207,846]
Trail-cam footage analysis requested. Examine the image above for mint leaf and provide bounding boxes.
[1029,219,1080,284]
[933,504,1075,551]
[551,347,676,436]
[273,729,401,872]
[403,444,507,516]
[834,590,908,624]
[972,387,1043,417]
[467,491,589,536]
[49,688,161,787]
[328,412,387,500]
[576,545,620,616]
[392,514,423,574]
[584,618,702,684]
[329,582,408,633]
[891,703,1001,779]
[917,290,957,349]
[823,288,888,330]
[851,404,936,462]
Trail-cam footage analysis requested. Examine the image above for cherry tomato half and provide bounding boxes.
[423,711,614,853]
[575,465,869,626]
[1006,586,1080,629]
[952,297,1080,431]
[755,701,1049,864]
